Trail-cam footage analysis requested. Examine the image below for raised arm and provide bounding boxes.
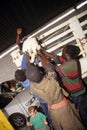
[16,28,23,45]
[42,50,56,60]
[37,50,55,72]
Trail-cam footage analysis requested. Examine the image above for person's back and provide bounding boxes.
[15,68,52,126]
[25,65,85,130]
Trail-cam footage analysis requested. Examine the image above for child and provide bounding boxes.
[55,45,87,128]
[27,106,50,130]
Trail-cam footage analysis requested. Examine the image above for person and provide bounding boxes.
[16,28,44,71]
[41,45,87,98]
[55,45,86,95]
[55,44,87,128]
[1,81,13,93]
[15,69,52,126]
[26,106,50,130]
[41,50,65,65]
[42,45,87,128]
[16,27,23,50]
[19,125,35,130]
[15,28,52,127]
[16,27,31,70]
[24,51,85,130]
[0,81,12,109]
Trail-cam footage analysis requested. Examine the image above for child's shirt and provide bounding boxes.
[30,112,46,129]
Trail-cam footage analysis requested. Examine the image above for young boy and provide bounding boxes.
[27,106,50,130]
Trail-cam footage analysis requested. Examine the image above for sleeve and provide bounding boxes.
[21,54,27,70]
[55,56,65,65]
[21,79,30,89]
[55,65,65,78]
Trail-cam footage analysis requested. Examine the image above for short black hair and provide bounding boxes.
[15,69,26,81]
[63,45,80,59]
[26,66,43,83]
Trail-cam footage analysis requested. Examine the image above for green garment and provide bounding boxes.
[21,126,35,130]
[56,60,86,96]
[30,112,46,129]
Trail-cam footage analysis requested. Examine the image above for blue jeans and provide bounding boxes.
[69,93,87,128]
[40,103,52,125]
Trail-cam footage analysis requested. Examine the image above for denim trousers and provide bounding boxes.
[69,93,87,128]
[40,103,52,125]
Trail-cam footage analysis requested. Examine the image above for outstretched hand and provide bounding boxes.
[37,50,55,72]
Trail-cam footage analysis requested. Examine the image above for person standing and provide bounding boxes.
[25,51,85,130]
[15,69,52,127]
[55,44,87,128]
[27,106,50,130]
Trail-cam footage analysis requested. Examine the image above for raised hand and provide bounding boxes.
[17,28,22,35]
